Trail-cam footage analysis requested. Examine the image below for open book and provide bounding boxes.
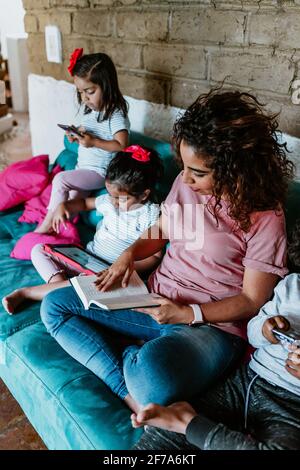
[70,271,162,310]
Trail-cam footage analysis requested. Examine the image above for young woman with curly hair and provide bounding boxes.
[40,89,294,414]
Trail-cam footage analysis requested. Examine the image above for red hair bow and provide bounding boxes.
[68,48,83,76]
[124,145,151,163]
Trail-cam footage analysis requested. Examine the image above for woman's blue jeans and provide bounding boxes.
[40,286,246,405]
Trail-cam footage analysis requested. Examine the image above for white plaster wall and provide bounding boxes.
[125,95,182,142]
[0,0,26,58]
[28,75,84,162]
[7,38,29,111]
[277,133,300,182]
[28,74,300,181]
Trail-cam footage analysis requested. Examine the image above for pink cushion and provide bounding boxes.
[0,155,50,211]
[18,165,62,224]
[10,222,81,260]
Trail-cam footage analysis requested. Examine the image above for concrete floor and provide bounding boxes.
[0,112,47,450]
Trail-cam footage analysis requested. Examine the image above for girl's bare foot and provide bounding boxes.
[34,212,54,234]
[2,288,28,315]
[34,220,54,234]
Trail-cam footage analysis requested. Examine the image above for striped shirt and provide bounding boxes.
[76,109,130,176]
[86,194,160,264]
[248,273,300,396]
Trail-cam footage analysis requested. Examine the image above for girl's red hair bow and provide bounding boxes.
[68,48,83,76]
[124,145,151,163]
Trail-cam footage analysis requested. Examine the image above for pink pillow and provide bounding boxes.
[0,155,50,211]
[10,222,81,260]
[18,165,62,224]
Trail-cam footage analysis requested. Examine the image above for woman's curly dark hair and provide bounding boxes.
[173,88,295,231]
[288,219,300,268]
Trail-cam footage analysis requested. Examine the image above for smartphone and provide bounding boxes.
[57,124,84,137]
[272,326,300,347]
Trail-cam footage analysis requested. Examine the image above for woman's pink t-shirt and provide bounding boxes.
[148,173,288,338]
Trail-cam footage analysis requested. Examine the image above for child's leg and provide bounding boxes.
[35,169,105,233]
[2,275,70,315]
[2,244,81,314]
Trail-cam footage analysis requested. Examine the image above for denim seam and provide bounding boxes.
[88,307,160,331]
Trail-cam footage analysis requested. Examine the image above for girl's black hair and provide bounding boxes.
[105,148,164,202]
[72,52,128,121]
[288,219,300,268]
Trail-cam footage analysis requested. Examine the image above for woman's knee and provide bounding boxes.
[123,326,240,406]
[123,337,189,405]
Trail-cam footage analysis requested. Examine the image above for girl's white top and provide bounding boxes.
[248,273,300,395]
[87,194,160,264]
[77,109,130,176]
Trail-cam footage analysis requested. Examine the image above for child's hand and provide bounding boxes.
[286,344,300,379]
[131,402,197,435]
[65,131,79,143]
[262,315,290,344]
[94,249,135,291]
[77,127,96,148]
[52,203,70,233]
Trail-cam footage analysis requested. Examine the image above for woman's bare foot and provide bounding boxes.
[2,288,28,315]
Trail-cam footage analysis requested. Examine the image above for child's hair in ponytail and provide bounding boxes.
[105,146,164,203]
[72,52,128,121]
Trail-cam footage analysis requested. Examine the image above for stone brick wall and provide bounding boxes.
[23,0,300,135]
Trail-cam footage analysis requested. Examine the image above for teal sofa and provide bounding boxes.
[0,131,299,450]
[0,132,178,450]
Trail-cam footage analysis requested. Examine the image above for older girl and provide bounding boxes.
[36,49,130,233]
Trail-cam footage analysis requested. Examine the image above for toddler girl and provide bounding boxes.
[2,145,162,314]
[36,49,130,234]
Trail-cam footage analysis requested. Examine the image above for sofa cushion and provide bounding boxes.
[0,209,36,240]
[53,149,78,172]
[1,322,142,449]
[10,222,81,260]
[0,155,50,211]
[0,239,42,340]
[18,164,63,224]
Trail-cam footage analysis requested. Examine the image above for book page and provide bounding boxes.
[72,272,148,306]
[95,294,161,310]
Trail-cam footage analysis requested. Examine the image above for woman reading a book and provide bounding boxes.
[40,90,293,414]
